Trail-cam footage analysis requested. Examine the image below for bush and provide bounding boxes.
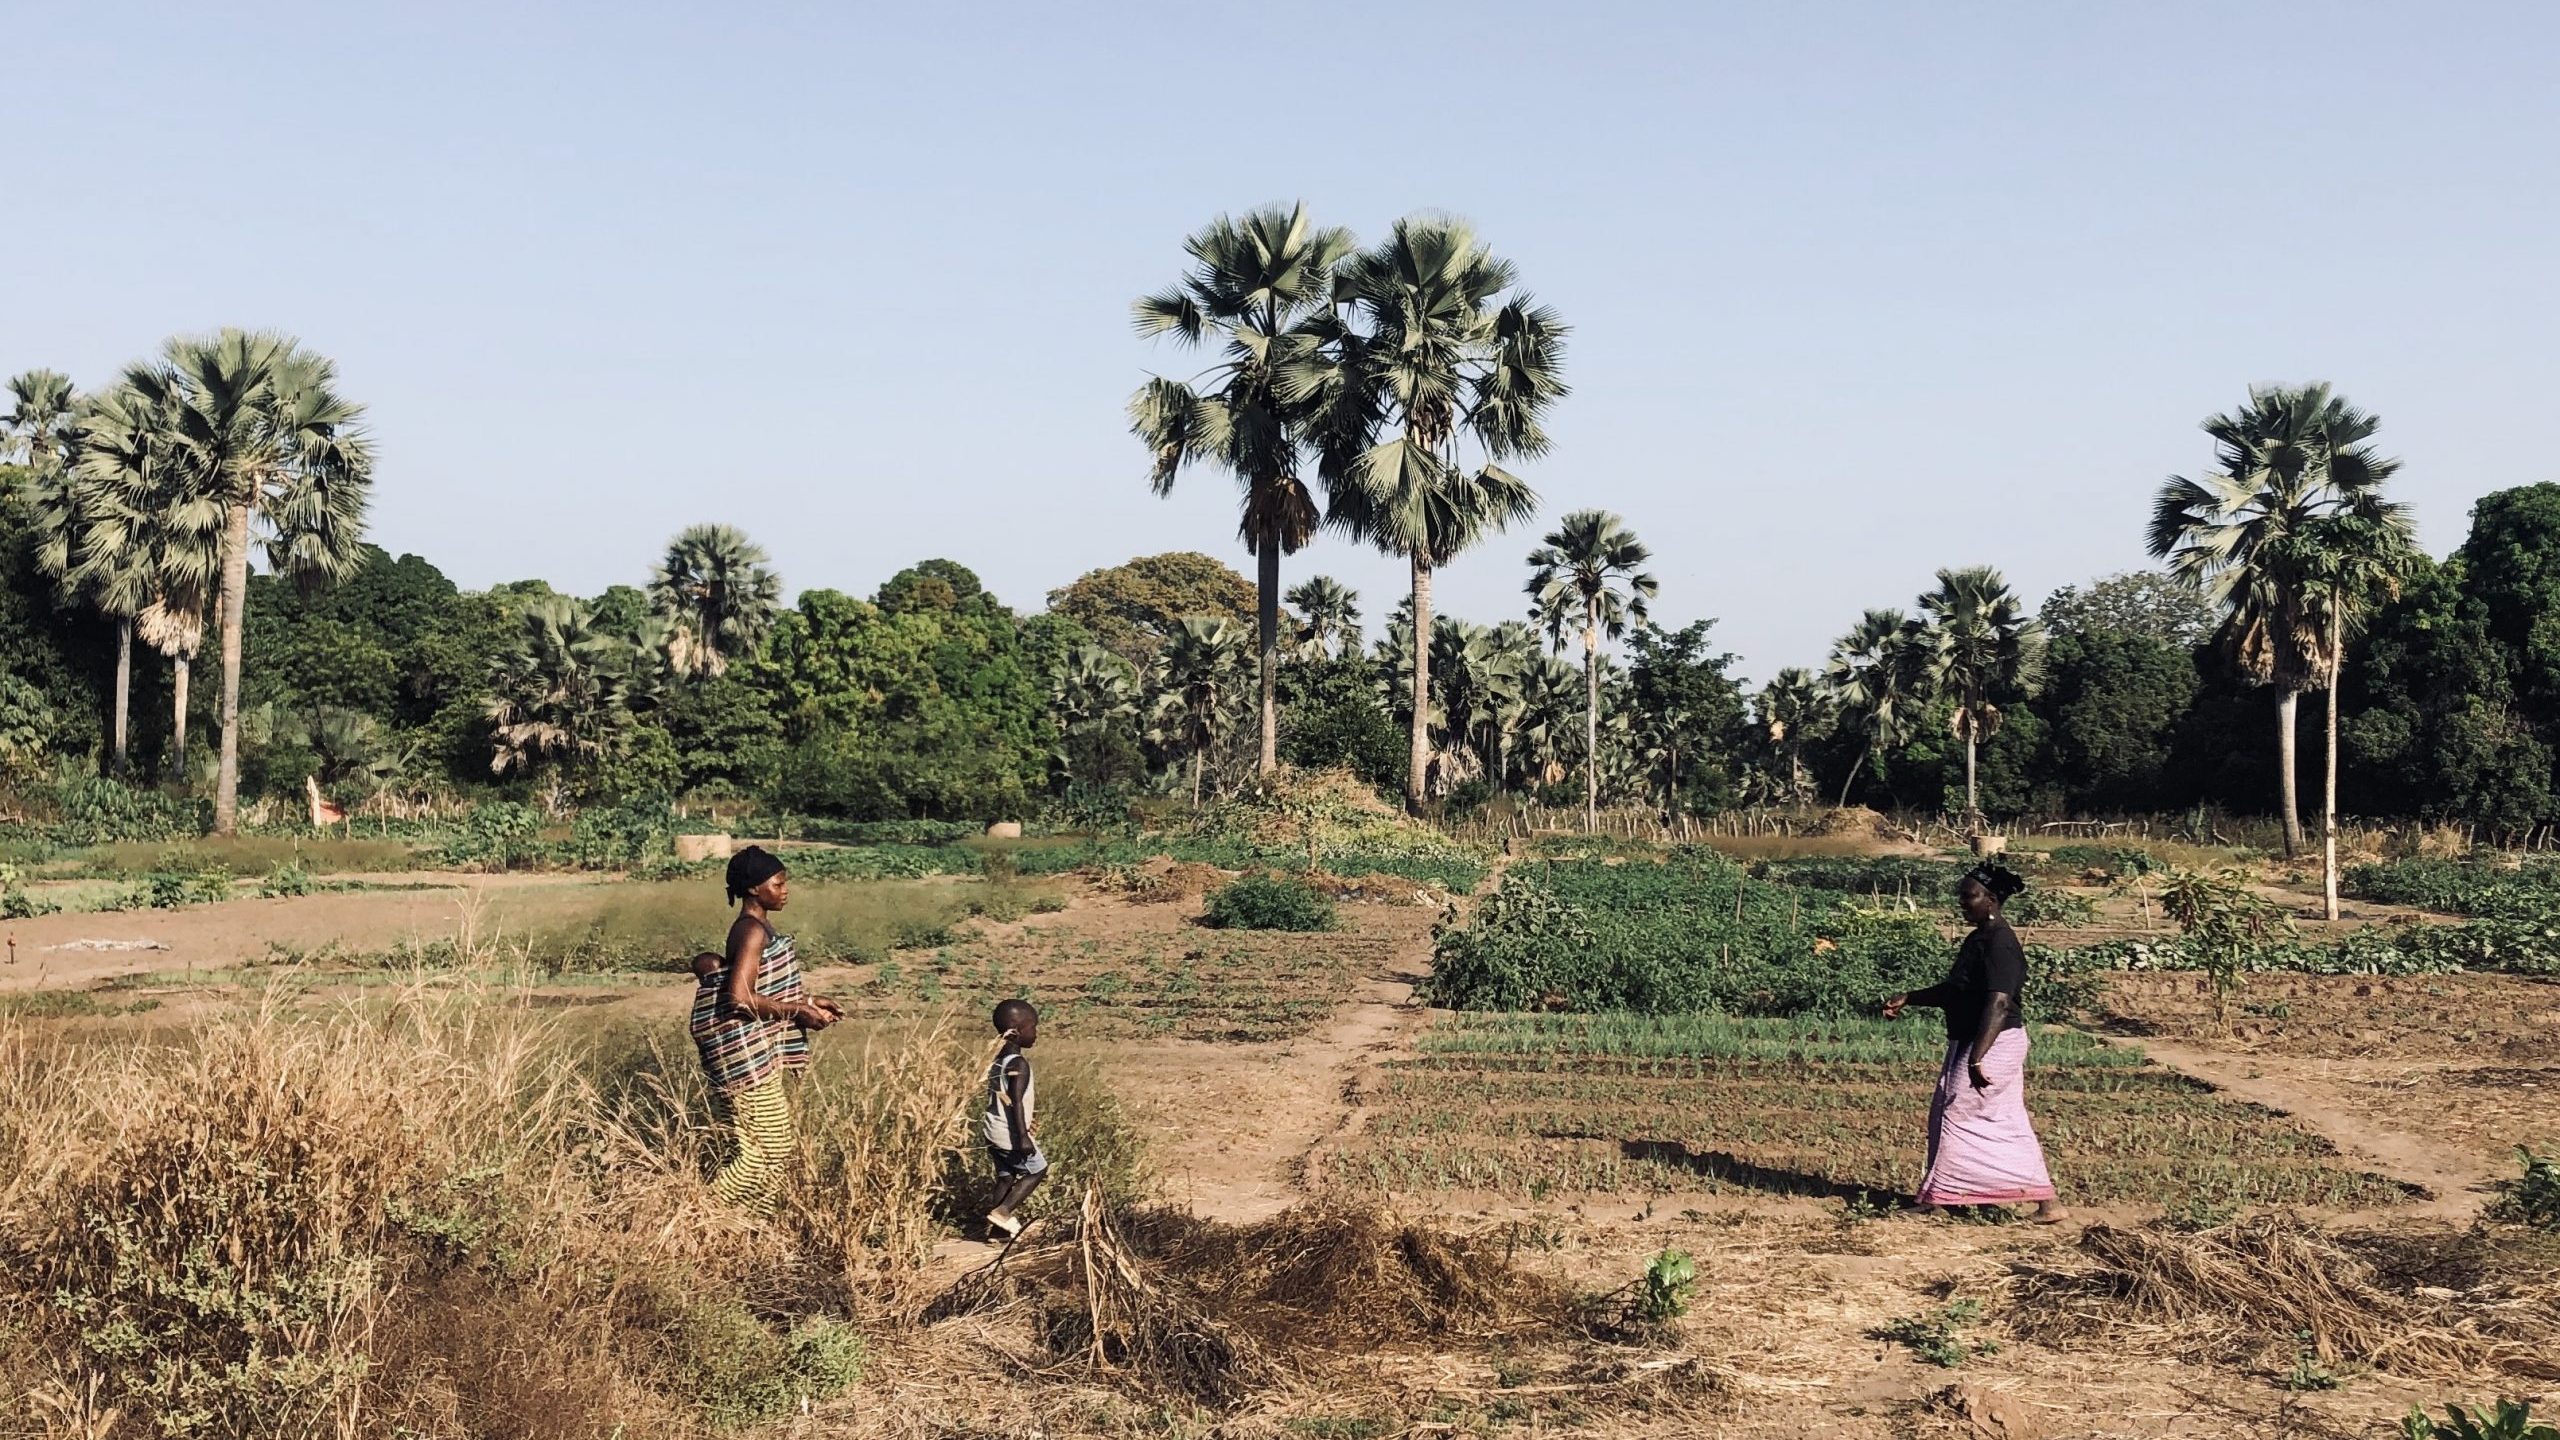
[132,864,236,909]
[438,801,544,869]
[0,863,53,918]
[1203,872,1338,932]
[1422,855,1948,1016]
[44,769,197,845]
[2493,1149,2560,1230]
[2347,857,2560,919]
[259,860,317,898]
[571,792,675,868]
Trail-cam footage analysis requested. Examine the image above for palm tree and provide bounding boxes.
[76,378,224,775]
[1147,615,1252,807]
[486,596,645,780]
[152,332,374,834]
[9,371,136,772]
[2299,513,2419,917]
[1754,667,1830,805]
[649,523,782,678]
[1915,566,2045,829]
[1050,644,1143,787]
[1293,217,1568,813]
[2148,383,2404,857]
[1132,204,1358,778]
[1285,575,1362,662]
[1821,608,1924,808]
[1526,510,1656,830]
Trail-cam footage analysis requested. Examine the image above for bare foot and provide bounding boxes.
[2031,1202,2072,1225]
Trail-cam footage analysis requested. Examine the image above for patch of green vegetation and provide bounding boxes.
[1202,872,1338,932]
[1876,1299,1997,1368]
[2492,1148,2560,1230]
[2347,857,2560,919]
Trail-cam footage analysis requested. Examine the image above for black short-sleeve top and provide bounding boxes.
[1943,918,2027,1048]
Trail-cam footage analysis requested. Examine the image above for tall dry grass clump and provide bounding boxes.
[0,986,1147,1438]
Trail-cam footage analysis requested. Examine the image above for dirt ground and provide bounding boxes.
[7,866,2556,1438]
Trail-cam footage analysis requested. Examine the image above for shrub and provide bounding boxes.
[0,864,54,919]
[259,860,317,898]
[44,769,197,845]
[136,864,236,909]
[1636,1247,1697,1322]
[438,801,544,869]
[2006,885,2098,928]
[571,793,675,868]
[2492,1149,2560,1230]
[2402,1400,2559,1440]
[1203,872,1338,932]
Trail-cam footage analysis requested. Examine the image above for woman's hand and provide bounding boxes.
[1967,1061,1991,1092]
[796,1002,838,1031]
[1881,994,1908,1020]
[808,995,844,1021]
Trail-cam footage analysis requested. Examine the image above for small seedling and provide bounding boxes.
[1636,1247,1697,1323]
[1877,1299,1998,1368]
[2281,1331,2340,1392]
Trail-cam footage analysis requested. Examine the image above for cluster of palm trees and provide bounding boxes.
[7,333,374,834]
[485,524,782,785]
[1132,204,1566,815]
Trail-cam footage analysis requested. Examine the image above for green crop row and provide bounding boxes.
[1417,1013,2139,1068]
[2344,857,2560,920]
[2046,915,2560,977]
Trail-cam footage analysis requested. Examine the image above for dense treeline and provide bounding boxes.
[11,225,2560,839]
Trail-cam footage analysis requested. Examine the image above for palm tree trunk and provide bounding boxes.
[213,497,253,835]
[1406,555,1431,817]
[1965,736,1979,829]
[2276,689,2303,857]
[1839,742,1871,810]
[172,655,191,774]
[2323,612,2343,921]
[1192,746,1204,810]
[1255,512,1280,778]
[110,618,132,775]
[1583,612,1600,834]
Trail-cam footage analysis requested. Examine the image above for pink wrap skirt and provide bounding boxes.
[1917,1027,2057,1206]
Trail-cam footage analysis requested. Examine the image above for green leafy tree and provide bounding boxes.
[2035,615,2200,812]
[146,331,375,833]
[1527,510,1657,830]
[2149,383,2405,855]
[77,378,225,775]
[1276,656,1402,789]
[1285,575,1362,661]
[1821,608,1925,809]
[1296,217,1567,813]
[649,523,782,678]
[2038,572,2217,650]
[1131,203,1358,777]
[1915,566,2045,827]
[1627,620,1747,818]
[1046,552,1256,669]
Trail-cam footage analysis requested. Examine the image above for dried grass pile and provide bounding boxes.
[2004,1214,2560,1380]
[928,1191,1577,1407]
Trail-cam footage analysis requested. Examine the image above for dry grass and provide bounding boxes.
[2002,1213,2560,1381]
[0,981,1143,1438]
[924,1190,1582,1408]
[402,876,1020,970]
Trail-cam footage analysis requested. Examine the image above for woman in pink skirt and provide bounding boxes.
[1883,863,2070,1223]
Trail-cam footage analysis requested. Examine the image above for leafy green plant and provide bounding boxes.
[259,861,317,899]
[2006,885,2097,928]
[2280,1329,2340,1391]
[2154,868,2293,1024]
[2401,1400,2559,1440]
[1876,1299,1997,1368]
[1202,872,1337,932]
[1636,1247,1697,1322]
[438,802,544,869]
[0,864,55,919]
[571,793,674,868]
[2490,1149,2560,1230]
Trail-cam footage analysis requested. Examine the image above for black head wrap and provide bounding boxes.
[725,845,785,903]
[1962,861,2026,902]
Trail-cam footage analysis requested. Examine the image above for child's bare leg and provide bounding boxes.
[991,1170,1045,1221]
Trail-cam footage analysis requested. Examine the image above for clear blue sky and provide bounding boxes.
[10,2,2556,683]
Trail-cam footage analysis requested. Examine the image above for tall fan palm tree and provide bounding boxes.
[1526,510,1655,831]
[2299,513,2420,917]
[77,378,224,774]
[1284,575,1362,662]
[1132,204,1358,778]
[1754,667,1831,805]
[649,523,783,678]
[10,371,137,771]
[1821,608,1924,808]
[1915,566,2045,829]
[1147,615,1253,808]
[2148,383,2405,857]
[150,331,373,834]
[1293,216,1567,813]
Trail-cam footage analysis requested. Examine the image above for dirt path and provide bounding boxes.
[2131,1038,2504,1217]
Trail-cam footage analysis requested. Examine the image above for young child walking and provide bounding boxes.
[983,998,1047,1242]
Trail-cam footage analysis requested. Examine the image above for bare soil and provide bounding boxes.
[8,871,2556,1436]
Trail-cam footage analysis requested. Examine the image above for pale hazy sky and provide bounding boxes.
[10,2,2556,682]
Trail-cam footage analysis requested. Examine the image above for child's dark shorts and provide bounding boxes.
[990,1145,1048,1181]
